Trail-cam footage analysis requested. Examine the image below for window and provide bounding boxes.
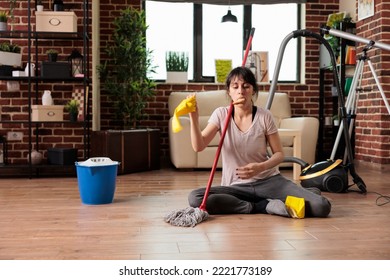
[145,1,194,80]
[145,1,301,82]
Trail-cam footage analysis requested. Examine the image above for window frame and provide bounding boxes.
[145,2,302,83]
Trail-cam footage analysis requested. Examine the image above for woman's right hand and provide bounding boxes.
[187,94,199,120]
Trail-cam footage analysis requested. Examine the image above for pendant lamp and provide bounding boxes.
[221,8,237,23]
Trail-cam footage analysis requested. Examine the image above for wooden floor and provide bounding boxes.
[0,163,389,260]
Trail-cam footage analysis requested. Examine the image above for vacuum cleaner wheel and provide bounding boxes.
[322,169,348,193]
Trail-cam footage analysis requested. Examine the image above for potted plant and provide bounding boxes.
[36,0,44,12]
[0,42,22,75]
[46,49,59,62]
[165,51,189,83]
[332,114,340,126]
[98,7,156,129]
[0,10,8,31]
[94,7,160,174]
[64,99,79,122]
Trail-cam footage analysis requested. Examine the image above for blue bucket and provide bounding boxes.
[75,157,120,205]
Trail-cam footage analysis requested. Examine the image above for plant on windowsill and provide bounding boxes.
[46,49,59,62]
[95,7,160,174]
[165,51,189,84]
[64,99,79,122]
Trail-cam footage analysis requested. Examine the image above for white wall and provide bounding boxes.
[339,0,357,21]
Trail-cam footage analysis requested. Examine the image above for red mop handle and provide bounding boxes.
[198,27,255,212]
[199,103,234,211]
[242,28,256,67]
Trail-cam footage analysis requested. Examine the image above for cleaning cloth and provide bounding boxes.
[172,95,197,133]
[285,196,305,219]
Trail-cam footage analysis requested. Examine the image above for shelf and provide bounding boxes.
[0,120,86,124]
[318,20,356,161]
[0,1,90,177]
[0,30,85,40]
[0,163,77,178]
[0,76,87,82]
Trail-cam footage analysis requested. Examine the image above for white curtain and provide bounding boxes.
[145,1,307,4]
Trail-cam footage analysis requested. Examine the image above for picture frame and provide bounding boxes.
[72,87,85,121]
[245,51,269,84]
[358,0,375,20]
[215,59,232,84]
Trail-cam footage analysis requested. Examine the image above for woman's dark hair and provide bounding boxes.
[225,67,259,94]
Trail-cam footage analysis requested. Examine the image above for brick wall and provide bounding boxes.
[145,0,390,166]
[0,0,89,164]
[146,0,342,161]
[354,0,390,164]
[1,0,389,167]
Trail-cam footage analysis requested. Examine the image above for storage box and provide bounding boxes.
[40,62,71,78]
[0,65,18,76]
[31,105,64,122]
[35,11,77,33]
[48,148,78,165]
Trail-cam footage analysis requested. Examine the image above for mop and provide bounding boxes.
[164,28,256,227]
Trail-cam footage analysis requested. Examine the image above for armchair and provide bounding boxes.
[168,90,319,172]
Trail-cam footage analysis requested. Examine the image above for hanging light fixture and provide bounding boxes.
[221,2,237,23]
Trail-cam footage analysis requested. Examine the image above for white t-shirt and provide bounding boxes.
[209,106,280,186]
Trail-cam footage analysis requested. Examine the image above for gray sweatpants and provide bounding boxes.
[188,174,331,217]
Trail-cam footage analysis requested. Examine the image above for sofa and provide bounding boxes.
[168,90,319,169]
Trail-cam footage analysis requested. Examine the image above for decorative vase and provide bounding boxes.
[36,5,44,12]
[42,90,53,105]
[0,22,7,31]
[28,150,43,165]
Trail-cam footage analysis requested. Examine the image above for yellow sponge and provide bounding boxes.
[172,95,197,133]
[285,196,305,219]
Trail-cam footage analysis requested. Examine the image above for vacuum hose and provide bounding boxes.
[267,29,366,194]
[284,156,310,168]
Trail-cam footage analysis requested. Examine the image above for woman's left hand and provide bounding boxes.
[236,162,265,179]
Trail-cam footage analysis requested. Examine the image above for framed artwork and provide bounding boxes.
[358,0,374,20]
[215,59,232,83]
[245,51,269,84]
[72,87,85,121]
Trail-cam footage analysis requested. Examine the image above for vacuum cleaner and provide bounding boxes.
[285,157,349,193]
[266,29,367,194]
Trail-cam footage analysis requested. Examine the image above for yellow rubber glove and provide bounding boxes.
[172,95,197,133]
[285,196,305,219]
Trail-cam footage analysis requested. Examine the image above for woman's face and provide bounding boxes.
[228,75,254,106]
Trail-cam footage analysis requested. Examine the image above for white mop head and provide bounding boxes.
[164,207,209,227]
